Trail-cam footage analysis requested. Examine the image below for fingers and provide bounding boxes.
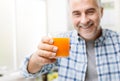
[35,54,57,66]
[32,36,58,67]
[36,49,57,58]
[38,43,58,52]
[41,36,53,44]
[38,36,58,52]
[37,36,58,58]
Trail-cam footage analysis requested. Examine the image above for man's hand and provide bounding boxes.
[27,36,58,73]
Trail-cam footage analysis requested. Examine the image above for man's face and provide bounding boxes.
[69,0,103,41]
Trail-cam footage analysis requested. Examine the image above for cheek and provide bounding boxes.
[92,15,101,25]
[72,18,79,27]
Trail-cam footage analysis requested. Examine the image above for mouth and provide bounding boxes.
[78,22,94,29]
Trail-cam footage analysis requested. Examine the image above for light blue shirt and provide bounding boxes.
[21,29,120,81]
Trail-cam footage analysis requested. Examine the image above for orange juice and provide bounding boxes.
[53,38,70,57]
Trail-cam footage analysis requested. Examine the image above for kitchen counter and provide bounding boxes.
[0,71,36,81]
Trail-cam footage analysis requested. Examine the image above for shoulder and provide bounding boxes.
[104,29,120,38]
[102,29,120,44]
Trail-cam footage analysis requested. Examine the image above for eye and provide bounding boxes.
[87,10,95,15]
[72,11,81,17]
[86,8,96,15]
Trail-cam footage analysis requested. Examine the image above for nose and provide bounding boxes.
[80,14,90,25]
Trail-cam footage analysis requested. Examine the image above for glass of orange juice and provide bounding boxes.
[53,37,70,57]
[48,32,70,58]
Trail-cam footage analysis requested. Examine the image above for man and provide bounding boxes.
[21,0,120,81]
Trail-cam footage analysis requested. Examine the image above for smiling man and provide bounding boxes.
[70,0,103,41]
[21,0,120,81]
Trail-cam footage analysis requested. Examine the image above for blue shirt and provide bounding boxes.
[21,29,120,81]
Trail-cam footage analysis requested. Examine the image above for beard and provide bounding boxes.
[76,24,102,41]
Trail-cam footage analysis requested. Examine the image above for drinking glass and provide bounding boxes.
[48,32,70,58]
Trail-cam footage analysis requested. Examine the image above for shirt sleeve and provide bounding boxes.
[20,54,55,78]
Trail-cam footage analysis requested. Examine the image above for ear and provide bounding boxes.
[100,7,104,18]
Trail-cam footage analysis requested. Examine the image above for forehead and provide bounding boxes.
[69,0,99,9]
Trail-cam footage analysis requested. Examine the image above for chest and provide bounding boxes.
[58,42,120,81]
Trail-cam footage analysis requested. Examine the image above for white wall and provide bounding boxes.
[114,0,120,31]
[101,0,120,32]
[16,0,69,69]
[0,0,69,71]
[16,0,47,69]
[47,0,68,33]
[0,0,15,70]
[0,0,47,71]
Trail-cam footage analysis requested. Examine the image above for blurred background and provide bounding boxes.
[0,0,120,80]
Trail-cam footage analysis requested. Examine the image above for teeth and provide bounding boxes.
[78,22,93,28]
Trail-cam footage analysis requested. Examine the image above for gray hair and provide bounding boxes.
[68,0,102,7]
[97,0,102,7]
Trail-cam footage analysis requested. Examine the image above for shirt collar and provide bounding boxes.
[72,28,106,44]
[72,30,85,44]
[95,29,106,43]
